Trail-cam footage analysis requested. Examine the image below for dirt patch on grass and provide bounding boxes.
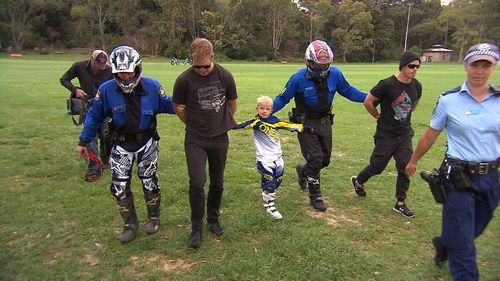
[137,255,197,272]
[306,208,362,228]
[84,254,99,266]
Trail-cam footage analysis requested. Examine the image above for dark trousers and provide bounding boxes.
[298,119,332,176]
[98,118,111,163]
[442,171,500,281]
[185,132,229,228]
[357,131,413,201]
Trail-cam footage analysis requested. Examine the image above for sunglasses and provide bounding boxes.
[407,64,420,69]
[193,63,212,69]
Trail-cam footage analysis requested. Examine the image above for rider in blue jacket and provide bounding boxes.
[273,40,366,211]
[76,46,175,243]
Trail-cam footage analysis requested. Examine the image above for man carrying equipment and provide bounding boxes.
[60,49,113,181]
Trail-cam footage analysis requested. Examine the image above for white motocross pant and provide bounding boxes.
[109,138,160,201]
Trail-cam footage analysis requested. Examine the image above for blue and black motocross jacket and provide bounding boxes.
[79,77,175,146]
[272,67,366,118]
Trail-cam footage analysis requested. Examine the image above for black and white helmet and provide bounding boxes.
[109,46,142,94]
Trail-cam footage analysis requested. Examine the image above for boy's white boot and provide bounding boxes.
[262,191,283,220]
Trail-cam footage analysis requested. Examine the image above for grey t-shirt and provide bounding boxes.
[173,63,237,137]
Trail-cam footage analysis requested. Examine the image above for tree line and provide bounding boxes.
[0,0,498,62]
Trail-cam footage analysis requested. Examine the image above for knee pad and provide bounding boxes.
[140,176,159,193]
[110,179,131,200]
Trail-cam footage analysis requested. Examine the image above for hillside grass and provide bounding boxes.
[0,54,499,281]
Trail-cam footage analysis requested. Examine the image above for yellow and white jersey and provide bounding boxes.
[234,115,302,162]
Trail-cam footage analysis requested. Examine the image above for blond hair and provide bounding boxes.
[190,38,213,62]
[256,96,273,107]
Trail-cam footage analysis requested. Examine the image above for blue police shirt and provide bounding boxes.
[430,82,500,162]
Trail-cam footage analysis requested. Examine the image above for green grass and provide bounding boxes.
[0,54,499,281]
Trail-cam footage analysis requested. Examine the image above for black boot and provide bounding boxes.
[432,236,448,267]
[296,164,307,190]
[117,195,138,243]
[144,192,161,234]
[307,174,326,211]
[188,220,203,248]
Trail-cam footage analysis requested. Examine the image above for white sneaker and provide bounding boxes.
[262,192,283,220]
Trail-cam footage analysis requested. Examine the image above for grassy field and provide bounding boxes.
[0,54,499,281]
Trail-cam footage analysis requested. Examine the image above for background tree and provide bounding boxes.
[481,0,500,46]
[371,2,394,61]
[71,0,117,51]
[5,0,43,51]
[153,0,188,57]
[444,0,480,62]
[0,0,498,62]
[263,0,296,60]
[331,0,373,62]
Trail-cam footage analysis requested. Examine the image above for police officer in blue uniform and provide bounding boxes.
[406,43,500,281]
[76,46,175,243]
[272,40,366,211]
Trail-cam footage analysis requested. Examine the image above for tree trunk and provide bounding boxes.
[95,3,107,51]
[8,0,34,51]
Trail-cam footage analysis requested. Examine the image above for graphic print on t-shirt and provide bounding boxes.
[197,85,226,112]
[391,90,412,121]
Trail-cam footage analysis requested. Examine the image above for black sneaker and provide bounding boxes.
[207,222,224,236]
[432,236,448,267]
[392,202,416,218]
[296,165,307,190]
[350,176,366,197]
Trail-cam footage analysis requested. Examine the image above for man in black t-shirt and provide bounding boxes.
[351,51,422,218]
[172,38,238,248]
[60,50,113,182]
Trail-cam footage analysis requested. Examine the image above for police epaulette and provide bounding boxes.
[441,86,461,96]
[489,84,500,97]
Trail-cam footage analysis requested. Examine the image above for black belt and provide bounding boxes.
[448,158,500,176]
[305,115,331,125]
[117,133,151,143]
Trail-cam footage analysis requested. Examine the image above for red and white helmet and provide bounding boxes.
[305,40,334,80]
[305,40,334,64]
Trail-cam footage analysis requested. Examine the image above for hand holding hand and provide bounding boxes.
[303,125,317,135]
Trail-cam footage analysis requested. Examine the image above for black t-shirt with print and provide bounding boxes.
[173,63,237,137]
[371,75,422,137]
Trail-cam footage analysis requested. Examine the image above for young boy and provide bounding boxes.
[234,96,303,219]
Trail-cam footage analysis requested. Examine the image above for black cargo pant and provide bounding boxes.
[185,132,229,230]
[298,117,333,176]
[356,131,413,201]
